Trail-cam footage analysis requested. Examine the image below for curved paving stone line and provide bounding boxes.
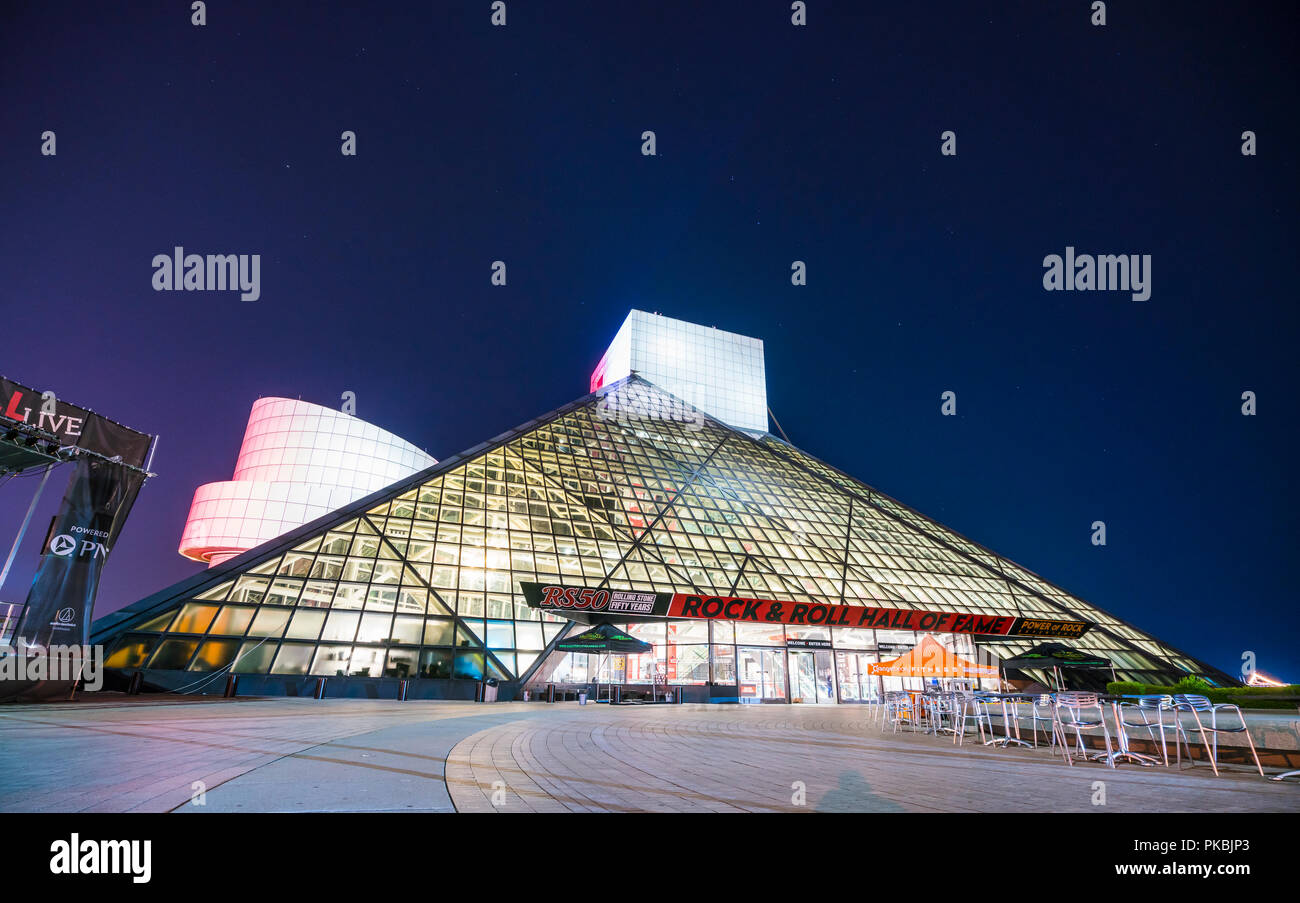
[446,704,1300,814]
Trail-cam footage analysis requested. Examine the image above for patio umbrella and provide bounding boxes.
[1000,642,1112,690]
[554,623,652,702]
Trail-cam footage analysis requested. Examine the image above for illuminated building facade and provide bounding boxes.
[178,398,435,567]
[591,310,768,434]
[94,375,1232,700]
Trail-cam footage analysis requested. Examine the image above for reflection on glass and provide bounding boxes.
[189,639,240,672]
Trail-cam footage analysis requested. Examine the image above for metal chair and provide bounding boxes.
[1169,694,1264,777]
[955,692,995,746]
[882,691,916,734]
[1029,693,1061,750]
[1052,692,1114,767]
[922,693,962,738]
[1118,694,1176,765]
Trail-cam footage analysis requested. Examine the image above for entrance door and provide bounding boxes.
[738,647,787,701]
[835,651,882,703]
[790,650,836,703]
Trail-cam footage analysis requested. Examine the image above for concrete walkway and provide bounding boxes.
[0,697,1297,813]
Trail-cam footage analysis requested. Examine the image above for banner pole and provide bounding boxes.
[0,463,55,593]
[144,434,159,473]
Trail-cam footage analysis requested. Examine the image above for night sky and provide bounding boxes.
[1,2,1296,680]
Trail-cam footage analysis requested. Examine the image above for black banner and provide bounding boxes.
[520,582,1093,638]
[13,457,145,649]
[1,376,152,468]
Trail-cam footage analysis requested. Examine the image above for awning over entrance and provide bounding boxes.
[868,635,998,678]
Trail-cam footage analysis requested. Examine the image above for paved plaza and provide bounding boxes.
[1,697,1297,813]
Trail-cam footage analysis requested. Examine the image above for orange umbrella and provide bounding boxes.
[868,635,997,678]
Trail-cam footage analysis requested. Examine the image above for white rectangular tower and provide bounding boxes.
[590,310,768,433]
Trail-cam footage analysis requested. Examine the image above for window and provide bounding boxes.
[149,639,199,670]
[169,603,219,634]
[189,639,240,672]
[231,641,277,674]
[711,645,736,684]
[419,649,452,679]
[271,643,315,674]
[104,636,158,669]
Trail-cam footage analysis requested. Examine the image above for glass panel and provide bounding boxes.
[229,576,271,605]
[423,618,455,646]
[832,627,875,649]
[514,622,544,650]
[515,651,539,674]
[365,586,398,611]
[390,615,423,645]
[168,603,219,634]
[209,605,256,636]
[419,649,453,679]
[104,635,158,669]
[231,641,277,674]
[299,581,336,608]
[735,622,784,645]
[311,645,352,676]
[357,613,392,644]
[265,578,304,606]
[135,611,175,632]
[711,645,736,684]
[627,622,666,644]
[738,647,786,699]
[786,625,831,642]
[666,620,708,643]
[485,620,514,648]
[271,643,315,674]
[246,607,291,638]
[148,639,199,670]
[384,647,419,678]
[321,611,361,643]
[332,583,367,610]
[667,644,709,684]
[195,580,233,601]
[348,646,385,678]
[457,622,484,647]
[188,639,240,672]
[284,609,327,641]
[453,652,485,680]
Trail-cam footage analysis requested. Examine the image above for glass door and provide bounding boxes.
[791,651,818,702]
[738,647,787,701]
[835,651,882,703]
[791,650,837,703]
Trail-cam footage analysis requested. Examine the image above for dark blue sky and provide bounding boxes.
[2,1,1296,679]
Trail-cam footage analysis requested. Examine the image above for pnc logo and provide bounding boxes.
[49,534,77,556]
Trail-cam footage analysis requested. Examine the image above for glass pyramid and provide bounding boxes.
[91,376,1231,692]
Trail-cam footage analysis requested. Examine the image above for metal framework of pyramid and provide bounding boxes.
[91,376,1233,694]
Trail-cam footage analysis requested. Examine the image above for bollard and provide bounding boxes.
[128,671,144,695]
[398,679,409,701]
[314,676,327,699]
[546,683,555,703]
[223,674,238,699]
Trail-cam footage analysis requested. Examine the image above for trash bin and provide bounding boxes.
[484,677,499,702]
[578,690,589,705]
